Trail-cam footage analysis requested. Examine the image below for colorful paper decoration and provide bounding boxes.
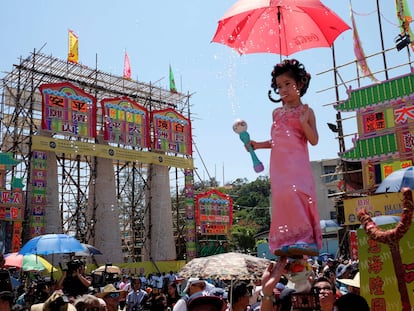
[101,97,150,148]
[152,108,192,155]
[40,82,97,138]
[195,189,232,236]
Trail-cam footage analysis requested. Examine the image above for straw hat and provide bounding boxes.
[183,277,206,293]
[95,284,125,299]
[338,272,360,288]
[30,290,76,311]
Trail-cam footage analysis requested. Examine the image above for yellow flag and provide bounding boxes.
[68,30,79,63]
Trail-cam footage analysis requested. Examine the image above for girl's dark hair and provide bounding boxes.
[268,59,311,103]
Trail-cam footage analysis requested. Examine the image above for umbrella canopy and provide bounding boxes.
[93,265,121,275]
[375,166,414,193]
[320,219,342,234]
[19,234,84,255]
[4,253,57,272]
[75,243,103,257]
[178,252,270,280]
[212,0,350,56]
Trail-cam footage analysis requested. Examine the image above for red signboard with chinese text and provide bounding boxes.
[101,97,150,148]
[151,108,192,155]
[40,82,97,138]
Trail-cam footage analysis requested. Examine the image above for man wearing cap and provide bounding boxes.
[173,277,206,311]
[96,284,124,311]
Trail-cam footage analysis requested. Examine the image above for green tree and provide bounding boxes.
[230,176,271,232]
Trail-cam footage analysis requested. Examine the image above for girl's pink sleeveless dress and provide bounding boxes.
[268,105,322,255]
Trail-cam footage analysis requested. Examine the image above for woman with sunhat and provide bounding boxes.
[338,271,360,295]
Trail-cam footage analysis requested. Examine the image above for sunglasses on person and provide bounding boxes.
[107,292,121,298]
[312,286,333,293]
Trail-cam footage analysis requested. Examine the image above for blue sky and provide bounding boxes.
[1,1,411,185]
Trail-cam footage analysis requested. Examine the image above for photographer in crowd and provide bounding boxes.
[57,259,91,300]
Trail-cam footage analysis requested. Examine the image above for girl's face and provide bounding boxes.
[275,72,301,103]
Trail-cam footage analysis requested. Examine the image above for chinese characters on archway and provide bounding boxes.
[39,82,192,155]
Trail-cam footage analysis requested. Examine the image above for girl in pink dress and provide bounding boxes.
[249,59,322,257]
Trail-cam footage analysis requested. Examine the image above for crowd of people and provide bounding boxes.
[0,251,369,311]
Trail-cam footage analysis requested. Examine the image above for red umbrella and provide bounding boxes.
[212,0,350,56]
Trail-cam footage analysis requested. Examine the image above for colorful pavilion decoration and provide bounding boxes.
[0,153,24,252]
[151,108,192,156]
[195,189,233,236]
[40,82,97,139]
[101,97,150,148]
[335,72,414,188]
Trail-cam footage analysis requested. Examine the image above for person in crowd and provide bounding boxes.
[335,264,353,295]
[74,294,104,311]
[151,293,169,311]
[312,276,336,311]
[187,295,224,311]
[126,277,149,311]
[0,253,12,293]
[227,281,251,311]
[57,259,91,300]
[119,275,131,310]
[275,284,296,311]
[31,281,51,304]
[259,258,288,311]
[31,289,77,311]
[147,274,156,289]
[334,292,369,311]
[247,59,321,257]
[173,278,206,311]
[155,273,163,292]
[168,271,176,284]
[323,269,341,299]
[139,273,147,288]
[322,258,335,274]
[166,281,181,310]
[249,278,263,306]
[338,271,360,295]
[96,284,123,311]
[0,290,14,311]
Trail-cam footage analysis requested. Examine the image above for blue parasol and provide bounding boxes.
[375,166,414,193]
[19,233,84,255]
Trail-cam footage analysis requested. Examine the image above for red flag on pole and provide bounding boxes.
[123,51,131,79]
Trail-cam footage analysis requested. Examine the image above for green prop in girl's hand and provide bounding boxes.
[233,119,264,173]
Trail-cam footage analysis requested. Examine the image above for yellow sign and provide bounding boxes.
[358,224,414,310]
[343,192,407,225]
[32,135,194,169]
